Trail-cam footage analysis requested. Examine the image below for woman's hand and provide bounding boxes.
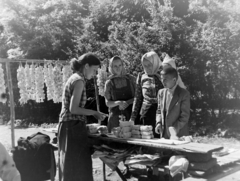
[93,111,107,121]
[155,123,162,135]
[119,101,129,110]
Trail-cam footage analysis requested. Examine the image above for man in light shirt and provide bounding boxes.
[155,67,190,140]
[0,143,21,181]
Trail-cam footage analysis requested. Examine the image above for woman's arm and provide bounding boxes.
[130,73,143,122]
[105,100,122,108]
[126,75,136,105]
[69,80,97,116]
[104,79,122,108]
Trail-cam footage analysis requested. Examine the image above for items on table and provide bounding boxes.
[97,126,108,134]
[169,155,189,177]
[86,124,100,134]
[125,154,160,165]
[132,125,154,139]
[118,121,134,139]
[119,114,126,122]
[112,127,121,137]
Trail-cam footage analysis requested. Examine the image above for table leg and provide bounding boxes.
[103,162,106,181]
[115,167,127,181]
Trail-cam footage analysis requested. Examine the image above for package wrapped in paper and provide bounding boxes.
[140,126,152,131]
[132,134,141,139]
[86,123,100,134]
[131,125,141,130]
[119,121,134,127]
[141,130,153,136]
[141,134,153,139]
[121,126,131,133]
[132,129,141,135]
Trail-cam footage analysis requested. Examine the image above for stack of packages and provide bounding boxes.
[132,125,154,139]
[131,125,141,138]
[118,121,134,139]
[140,126,154,139]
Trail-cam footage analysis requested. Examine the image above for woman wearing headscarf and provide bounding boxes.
[104,56,136,132]
[130,51,164,137]
[162,54,186,89]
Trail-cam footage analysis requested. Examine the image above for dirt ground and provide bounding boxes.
[0,125,149,181]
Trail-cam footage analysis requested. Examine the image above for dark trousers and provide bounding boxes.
[58,120,93,181]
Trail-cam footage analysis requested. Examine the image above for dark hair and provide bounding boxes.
[70,53,101,72]
[161,67,178,79]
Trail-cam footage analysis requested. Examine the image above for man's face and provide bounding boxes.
[160,74,177,89]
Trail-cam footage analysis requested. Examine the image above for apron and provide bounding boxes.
[107,77,134,132]
[139,103,158,138]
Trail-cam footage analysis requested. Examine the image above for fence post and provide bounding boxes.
[5,61,15,148]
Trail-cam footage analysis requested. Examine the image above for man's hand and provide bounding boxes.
[170,136,179,140]
[155,123,162,135]
[169,127,179,140]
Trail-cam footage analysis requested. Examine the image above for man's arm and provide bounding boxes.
[172,90,190,133]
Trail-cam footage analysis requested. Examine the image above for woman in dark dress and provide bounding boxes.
[104,56,136,132]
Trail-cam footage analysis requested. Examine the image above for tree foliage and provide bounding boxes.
[0,0,240,131]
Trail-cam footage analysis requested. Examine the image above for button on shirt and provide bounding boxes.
[166,83,178,111]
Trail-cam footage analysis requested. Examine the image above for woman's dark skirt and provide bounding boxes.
[58,120,93,181]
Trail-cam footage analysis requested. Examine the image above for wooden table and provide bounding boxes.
[89,134,223,181]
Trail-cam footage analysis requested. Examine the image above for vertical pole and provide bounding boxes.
[93,76,106,180]
[5,62,15,148]
[103,162,106,181]
[93,76,100,123]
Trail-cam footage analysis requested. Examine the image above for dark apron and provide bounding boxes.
[139,103,158,138]
[107,77,134,132]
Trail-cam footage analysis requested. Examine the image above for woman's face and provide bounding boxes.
[142,58,153,75]
[112,59,123,76]
[84,64,99,80]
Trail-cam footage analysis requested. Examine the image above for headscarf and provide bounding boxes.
[162,54,186,89]
[108,56,127,79]
[141,51,162,75]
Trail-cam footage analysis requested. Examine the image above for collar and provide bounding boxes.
[76,72,86,81]
[108,74,129,80]
[167,83,177,95]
